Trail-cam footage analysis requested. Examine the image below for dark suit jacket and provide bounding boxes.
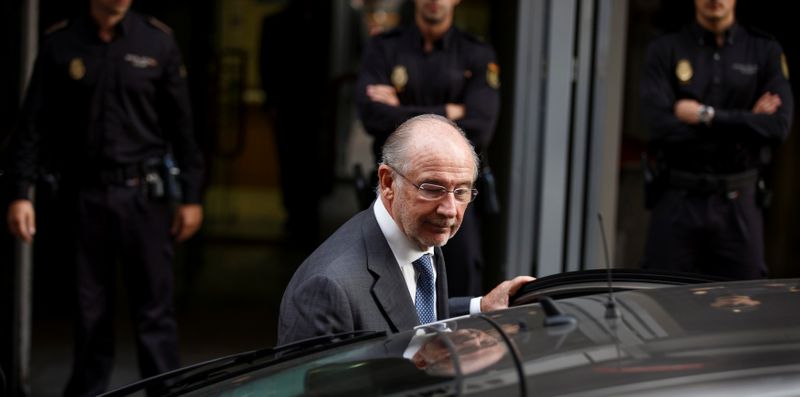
[278,205,471,345]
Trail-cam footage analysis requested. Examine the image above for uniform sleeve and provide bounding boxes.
[355,36,444,141]
[712,40,794,142]
[456,44,500,151]
[7,47,50,200]
[160,34,204,203]
[639,39,699,143]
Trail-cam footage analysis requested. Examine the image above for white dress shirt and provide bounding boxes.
[373,198,482,319]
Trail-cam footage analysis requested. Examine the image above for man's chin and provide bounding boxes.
[420,234,450,248]
[421,14,445,25]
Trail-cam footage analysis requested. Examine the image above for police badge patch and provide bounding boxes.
[487,62,500,89]
[124,54,158,68]
[781,53,790,80]
[676,59,692,84]
[69,58,85,80]
[391,65,408,93]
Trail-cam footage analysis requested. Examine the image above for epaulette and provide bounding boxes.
[461,31,488,45]
[44,19,69,35]
[377,26,403,38]
[745,25,776,40]
[147,16,173,35]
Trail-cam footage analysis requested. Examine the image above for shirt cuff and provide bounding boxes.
[469,297,483,314]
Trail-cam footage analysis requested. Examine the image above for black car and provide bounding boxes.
[102,270,800,396]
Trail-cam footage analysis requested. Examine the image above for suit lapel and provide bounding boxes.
[363,209,420,332]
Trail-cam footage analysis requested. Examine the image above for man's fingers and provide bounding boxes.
[176,220,200,242]
[174,205,203,242]
[9,217,31,242]
[506,276,536,296]
[753,92,783,114]
[368,91,399,106]
[753,94,782,114]
[176,227,191,242]
[367,85,399,106]
[7,200,36,243]
[481,275,536,312]
[23,210,35,242]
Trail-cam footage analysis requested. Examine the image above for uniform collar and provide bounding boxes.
[411,23,456,51]
[80,10,133,41]
[118,12,134,37]
[689,20,739,47]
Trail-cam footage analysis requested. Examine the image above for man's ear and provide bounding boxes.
[377,165,395,200]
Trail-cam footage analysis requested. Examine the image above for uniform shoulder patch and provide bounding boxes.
[486,62,500,89]
[147,16,173,35]
[44,19,69,35]
[781,53,790,80]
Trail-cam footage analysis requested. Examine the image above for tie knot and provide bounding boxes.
[413,254,433,275]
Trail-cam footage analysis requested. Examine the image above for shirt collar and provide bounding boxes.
[373,198,434,266]
[118,12,133,37]
[689,20,738,47]
[80,11,132,41]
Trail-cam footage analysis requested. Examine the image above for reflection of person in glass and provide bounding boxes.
[411,325,518,376]
[709,294,761,313]
[691,286,764,313]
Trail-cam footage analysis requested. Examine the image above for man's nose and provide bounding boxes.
[436,192,458,217]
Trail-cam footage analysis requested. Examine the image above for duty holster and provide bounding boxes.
[641,152,665,210]
[142,153,183,205]
[477,165,500,215]
[756,175,772,208]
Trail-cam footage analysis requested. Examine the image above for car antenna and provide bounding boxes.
[597,213,620,320]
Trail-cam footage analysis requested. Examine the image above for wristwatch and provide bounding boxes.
[698,105,715,125]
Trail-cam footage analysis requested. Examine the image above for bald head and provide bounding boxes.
[381,114,479,180]
[378,114,479,250]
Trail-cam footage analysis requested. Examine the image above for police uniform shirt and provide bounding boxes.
[355,24,500,158]
[640,21,793,173]
[10,11,203,202]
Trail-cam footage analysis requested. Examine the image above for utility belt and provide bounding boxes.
[91,155,183,203]
[96,162,147,186]
[667,169,759,195]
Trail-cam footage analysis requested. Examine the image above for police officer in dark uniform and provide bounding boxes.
[355,0,500,297]
[5,0,204,395]
[640,0,793,280]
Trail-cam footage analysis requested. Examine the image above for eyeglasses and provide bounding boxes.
[392,169,478,203]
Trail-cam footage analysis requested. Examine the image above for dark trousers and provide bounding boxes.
[64,186,179,397]
[442,205,484,296]
[641,185,766,280]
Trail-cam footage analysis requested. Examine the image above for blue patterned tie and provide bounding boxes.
[413,254,436,324]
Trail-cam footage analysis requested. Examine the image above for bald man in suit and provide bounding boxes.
[278,114,532,345]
